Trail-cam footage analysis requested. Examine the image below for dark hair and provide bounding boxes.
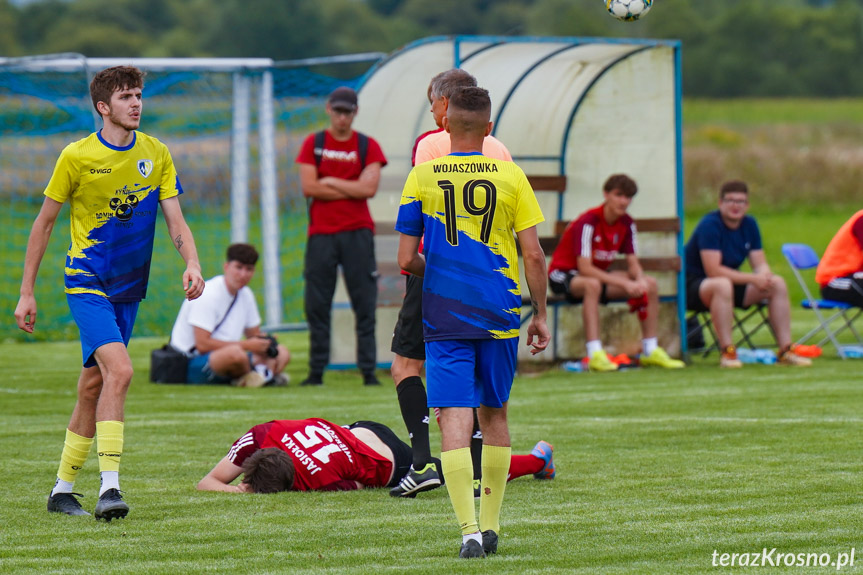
[430,68,477,101]
[719,180,748,199]
[603,174,638,198]
[240,448,295,493]
[90,66,145,114]
[446,87,492,135]
[226,243,259,266]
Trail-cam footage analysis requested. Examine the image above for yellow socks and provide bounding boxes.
[96,420,124,473]
[441,448,477,535]
[478,445,511,534]
[56,429,94,485]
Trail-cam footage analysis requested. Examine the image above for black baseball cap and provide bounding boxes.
[328,86,358,111]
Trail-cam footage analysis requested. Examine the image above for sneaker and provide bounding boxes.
[720,346,743,369]
[94,489,129,522]
[777,349,812,367]
[531,440,556,479]
[473,479,482,499]
[458,539,486,559]
[588,350,618,372]
[363,373,381,386]
[300,373,323,386]
[232,371,266,388]
[47,492,90,516]
[266,373,290,387]
[389,462,441,497]
[640,347,685,369]
[482,530,499,555]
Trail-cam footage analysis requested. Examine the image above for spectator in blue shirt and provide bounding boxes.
[685,180,810,368]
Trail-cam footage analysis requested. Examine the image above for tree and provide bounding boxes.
[0,0,19,56]
[199,0,329,60]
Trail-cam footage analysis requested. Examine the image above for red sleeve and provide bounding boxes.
[295,133,317,166]
[621,217,636,255]
[226,423,268,467]
[365,136,388,168]
[571,215,593,261]
[852,215,863,249]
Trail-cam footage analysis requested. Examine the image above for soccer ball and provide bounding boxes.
[606,0,653,21]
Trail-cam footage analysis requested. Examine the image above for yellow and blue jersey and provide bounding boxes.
[396,152,544,340]
[44,130,183,302]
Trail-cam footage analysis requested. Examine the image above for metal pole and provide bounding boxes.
[258,70,282,328]
[231,72,251,243]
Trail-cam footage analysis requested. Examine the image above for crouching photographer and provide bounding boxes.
[166,243,290,387]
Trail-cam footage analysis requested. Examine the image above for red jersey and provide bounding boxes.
[548,205,637,273]
[226,418,393,491]
[295,130,388,236]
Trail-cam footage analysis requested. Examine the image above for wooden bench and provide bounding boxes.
[521,216,681,319]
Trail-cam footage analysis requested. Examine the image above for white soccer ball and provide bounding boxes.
[606,0,653,21]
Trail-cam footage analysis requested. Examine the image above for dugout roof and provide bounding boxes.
[352,35,682,229]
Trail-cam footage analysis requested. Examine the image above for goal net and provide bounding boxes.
[0,54,381,341]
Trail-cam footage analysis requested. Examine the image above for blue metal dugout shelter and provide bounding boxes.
[347,35,685,364]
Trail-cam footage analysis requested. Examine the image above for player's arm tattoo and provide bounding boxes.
[174,234,184,250]
[531,297,539,316]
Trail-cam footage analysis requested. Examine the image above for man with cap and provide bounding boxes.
[295,87,388,386]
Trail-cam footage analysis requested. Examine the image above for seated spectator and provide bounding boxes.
[684,180,810,368]
[170,243,290,387]
[548,174,684,372]
[197,417,555,494]
[816,209,863,307]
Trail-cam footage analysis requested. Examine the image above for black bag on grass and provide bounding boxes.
[150,344,188,384]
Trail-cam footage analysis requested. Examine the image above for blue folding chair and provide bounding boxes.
[781,243,863,359]
[686,302,774,357]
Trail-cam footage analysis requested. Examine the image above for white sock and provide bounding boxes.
[586,340,603,356]
[100,471,120,496]
[643,337,658,356]
[462,531,482,546]
[51,478,74,496]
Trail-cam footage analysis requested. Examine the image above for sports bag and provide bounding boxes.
[149,345,189,384]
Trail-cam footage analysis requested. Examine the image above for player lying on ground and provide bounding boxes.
[197,418,555,493]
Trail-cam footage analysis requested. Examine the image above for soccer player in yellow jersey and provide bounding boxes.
[14,66,205,521]
[396,87,550,558]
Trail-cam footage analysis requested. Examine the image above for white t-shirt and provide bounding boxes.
[170,275,261,354]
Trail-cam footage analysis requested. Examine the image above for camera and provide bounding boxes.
[257,334,279,358]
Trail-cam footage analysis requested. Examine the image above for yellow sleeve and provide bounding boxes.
[157,141,180,201]
[43,144,79,203]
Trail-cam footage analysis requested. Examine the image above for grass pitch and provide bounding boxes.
[1,332,861,574]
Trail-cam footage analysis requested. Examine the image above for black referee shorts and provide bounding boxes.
[390,274,425,360]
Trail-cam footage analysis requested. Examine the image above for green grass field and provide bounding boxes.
[2,330,861,574]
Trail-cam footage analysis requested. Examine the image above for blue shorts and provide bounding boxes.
[186,352,252,385]
[67,293,139,368]
[425,338,518,409]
